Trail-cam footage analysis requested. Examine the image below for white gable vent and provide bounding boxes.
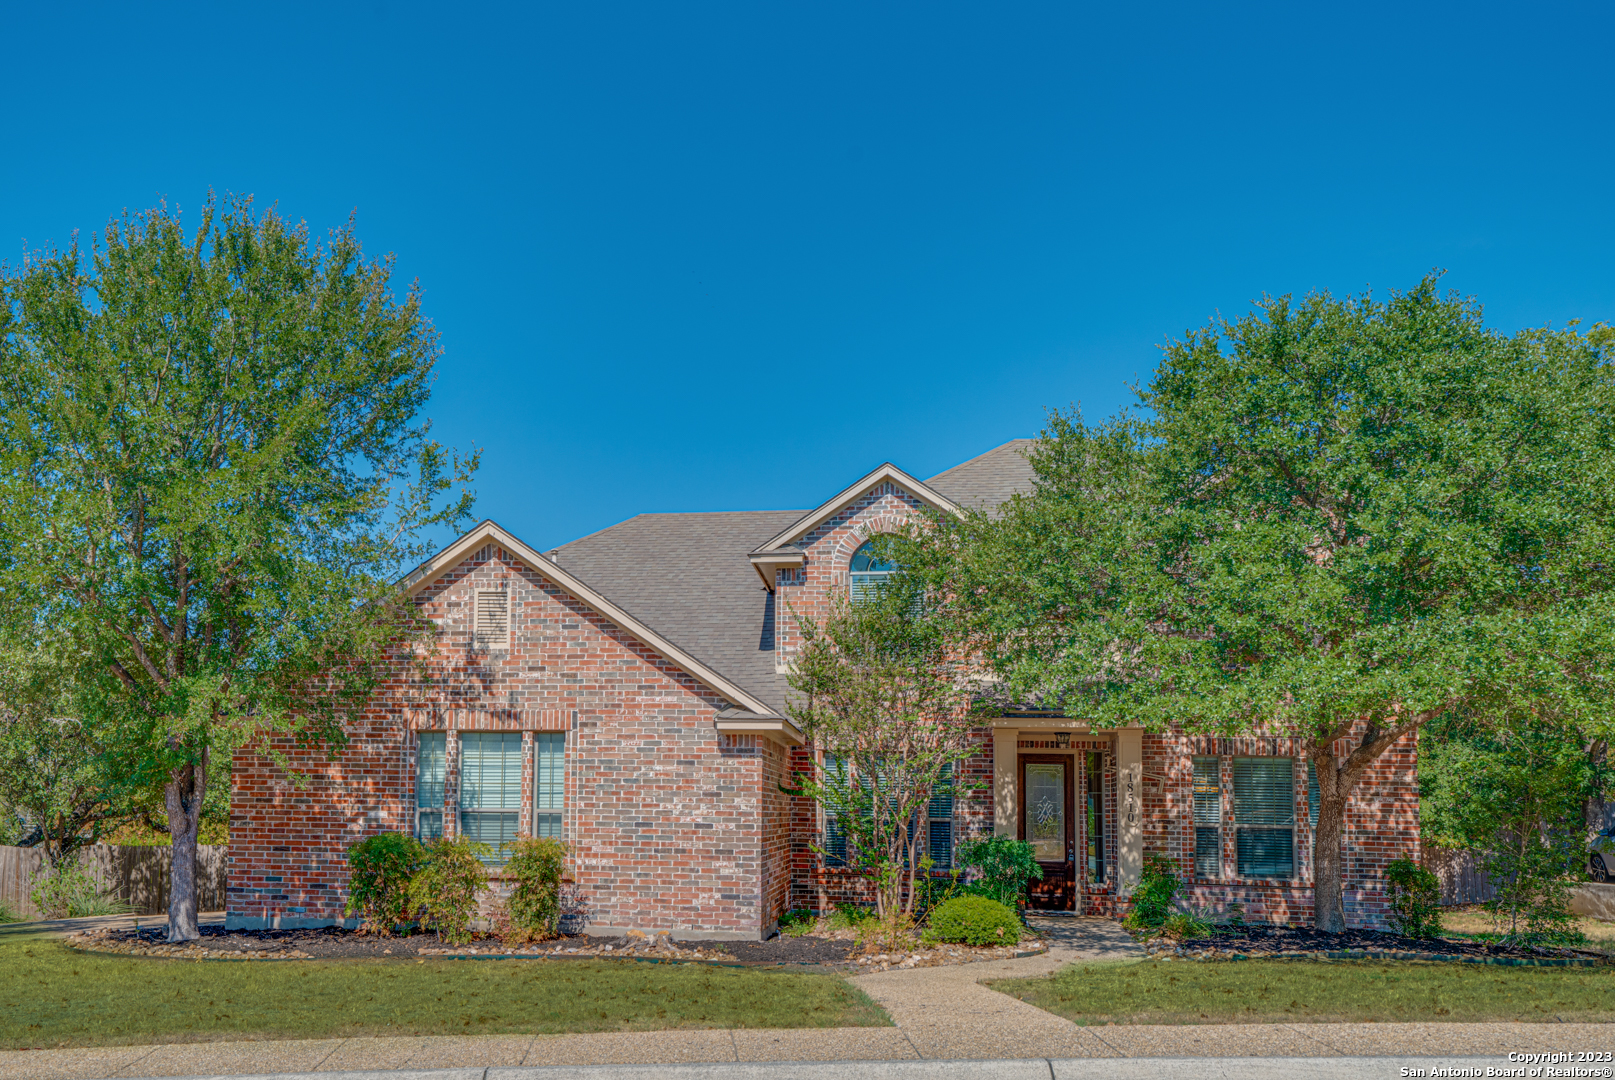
[474,590,509,651]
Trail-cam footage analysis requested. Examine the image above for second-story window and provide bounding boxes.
[849,540,896,605]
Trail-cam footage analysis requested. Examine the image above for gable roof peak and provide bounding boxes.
[752,461,958,556]
[397,518,790,726]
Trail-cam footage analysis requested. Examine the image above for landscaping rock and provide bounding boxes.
[1131,922,1608,964]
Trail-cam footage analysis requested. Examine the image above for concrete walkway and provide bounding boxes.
[5,916,1614,1079]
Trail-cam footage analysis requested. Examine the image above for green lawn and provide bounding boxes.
[0,936,888,1049]
[993,958,1615,1025]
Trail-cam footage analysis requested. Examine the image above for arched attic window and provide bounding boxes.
[849,539,897,605]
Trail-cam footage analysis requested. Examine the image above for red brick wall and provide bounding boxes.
[229,543,778,938]
[229,712,412,926]
[1147,725,1420,929]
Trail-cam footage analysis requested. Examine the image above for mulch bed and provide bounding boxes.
[66,922,1039,970]
[67,925,731,963]
[1138,924,1609,966]
[710,935,856,965]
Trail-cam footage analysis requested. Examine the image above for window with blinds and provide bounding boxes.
[534,732,564,839]
[459,731,522,859]
[1192,756,1221,880]
[474,590,509,651]
[821,755,878,868]
[417,732,446,841]
[925,763,953,870]
[1233,757,1295,879]
[824,813,849,866]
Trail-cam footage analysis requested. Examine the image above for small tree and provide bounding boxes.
[786,586,980,923]
[0,195,476,940]
[0,640,143,862]
[1422,714,1604,940]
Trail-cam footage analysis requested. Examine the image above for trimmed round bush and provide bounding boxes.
[925,895,1022,946]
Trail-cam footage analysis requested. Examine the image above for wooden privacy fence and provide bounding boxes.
[0,844,227,920]
[1422,845,1495,905]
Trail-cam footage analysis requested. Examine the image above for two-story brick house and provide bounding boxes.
[227,440,1417,938]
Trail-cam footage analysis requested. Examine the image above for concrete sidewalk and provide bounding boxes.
[7,1024,1610,1079]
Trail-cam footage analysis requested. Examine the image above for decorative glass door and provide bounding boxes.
[1020,756,1075,909]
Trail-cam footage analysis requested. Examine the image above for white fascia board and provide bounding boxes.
[747,550,808,591]
[714,718,805,747]
[399,520,782,719]
[754,464,961,554]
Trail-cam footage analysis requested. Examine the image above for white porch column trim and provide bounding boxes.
[993,729,1017,837]
[1116,727,1144,894]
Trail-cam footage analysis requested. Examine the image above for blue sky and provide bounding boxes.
[4,2,1612,551]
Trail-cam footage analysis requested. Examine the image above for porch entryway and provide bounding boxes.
[994,723,1144,912]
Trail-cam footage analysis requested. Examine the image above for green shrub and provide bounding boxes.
[914,865,963,919]
[503,836,567,942]
[0,899,20,924]
[778,908,817,937]
[344,832,426,935]
[407,836,490,944]
[924,895,1022,946]
[29,859,130,919]
[1385,857,1444,939]
[859,910,916,953]
[955,836,1043,908]
[1161,910,1212,940]
[826,902,876,932]
[1123,854,1180,930]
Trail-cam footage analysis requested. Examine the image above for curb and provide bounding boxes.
[108,1055,1532,1080]
[1152,948,1605,967]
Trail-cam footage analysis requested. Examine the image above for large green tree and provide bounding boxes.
[0,195,475,940]
[894,277,1615,930]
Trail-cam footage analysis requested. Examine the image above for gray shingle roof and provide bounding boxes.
[547,440,1035,714]
[925,438,1038,512]
[551,510,804,712]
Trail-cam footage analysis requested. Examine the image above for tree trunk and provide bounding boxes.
[164,749,207,942]
[1310,747,1350,932]
[1309,718,1419,932]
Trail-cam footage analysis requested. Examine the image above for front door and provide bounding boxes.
[1018,755,1076,910]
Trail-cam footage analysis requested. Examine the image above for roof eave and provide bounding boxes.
[714,708,804,747]
[746,550,809,592]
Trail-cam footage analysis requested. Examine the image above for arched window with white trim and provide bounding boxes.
[849,539,896,605]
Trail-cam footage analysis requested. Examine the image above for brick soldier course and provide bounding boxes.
[228,440,1417,938]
